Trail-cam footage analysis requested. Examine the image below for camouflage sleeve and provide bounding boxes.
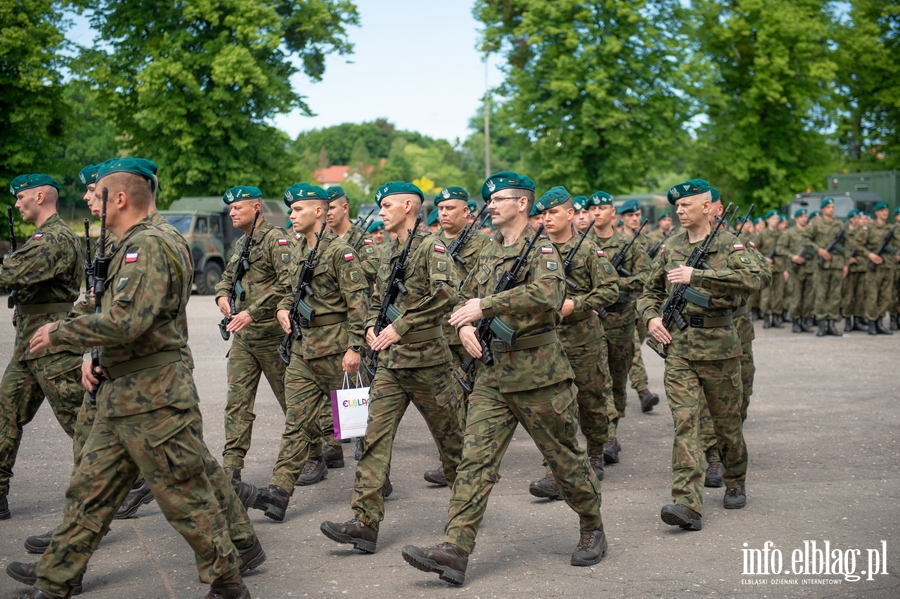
[0,232,77,293]
[244,231,292,321]
[617,242,650,293]
[336,249,369,348]
[391,240,457,336]
[49,236,176,348]
[480,245,564,318]
[214,236,241,300]
[636,246,669,324]
[571,247,619,313]
[689,241,762,295]
[276,257,299,314]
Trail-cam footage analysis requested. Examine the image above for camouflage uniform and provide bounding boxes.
[216,218,293,470]
[628,231,653,393]
[843,227,868,321]
[443,225,603,553]
[32,219,242,597]
[269,232,368,495]
[781,224,815,321]
[861,221,897,321]
[804,217,847,321]
[587,229,651,440]
[352,229,463,530]
[637,229,760,515]
[0,213,84,507]
[757,227,785,317]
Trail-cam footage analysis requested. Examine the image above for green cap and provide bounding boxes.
[873,201,888,212]
[467,200,478,213]
[223,186,263,205]
[809,210,821,219]
[779,214,787,221]
[753,217,763,224]
[434,186,469,206]
[710,187,721,203]
[667,179,711,205]
[586,190,612,206]
[284,183,329,206]
[426,209,439,226]
[326,186,347,202]
[763,209,779,220]
[374,181,424,207]
[533,186,572,213]
[9,174,60,197]
[367,220,385,233]
[528,203,539,217]
[847,208,858,218]
[617,199,641,215]
[96,157,156,186]
[78,165,99,187]
[572,195,587,212]
[481,171,535,201]
[793,208,808,218]
[894,207,900,216]
[658,211,672,220]
[820,197,834,208]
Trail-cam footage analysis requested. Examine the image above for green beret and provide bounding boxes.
[133,158,158,175]
[367,220,385,233]
[873,201,888,212]
[667,179,711,205]
[533,186,572,213]
[326,186,347,202]
[586,190,612,206]
[779,214,787,221]
[284,183,329,206]
[96,157,156,184]
[374,181,424,207]
[616,218,623,226]
[710,187,721,203]
[793,208,808,218]
[481,171,535,201]
[847,208,858,218]
[467,200,478,213]
[78,165,99,187]
[426,209,439,226]
[820,197,834,208]
[434,186,469,206]
[9,174,60,197]
[223,186,263,205]
[617,199,641,215]
[763,209,779,220]
[809,211,821,219]
[658,211,672,220]
[572,195,587,212]
[894,207,900,216]
[753,217,763,224]
[528,203,539,217]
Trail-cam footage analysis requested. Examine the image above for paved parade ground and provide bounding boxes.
[1,301,898,598]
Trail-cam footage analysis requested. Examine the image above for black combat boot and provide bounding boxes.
[205,575,250,599]
[589,454,605,481]
[115,480,154,519]
[827,319,843,336]
[0,496,9,520]
[237,539,266,574]
[705,462,724,487]
[295,456,327,486]
[724,485,747,509]
[891,314,899,330]
[603,438,620,464]
[792,318,802,333]
[571,527,608,566]
[232,480,259,510]
[772,313,784,328]
[800,317,813,332]
[423,464,448,486]
[6,562,83,595]
[323,444,345,468]
[320,518,378,553]
[529,473,562,500]
[762,314,771,329]
[751,307,763,320]
[875,318,893,335]
[844,317,853,332]
[869,320,878,335]
[402,542,469,585]
[254,485,290,522]
[638,388,659,412]
[24,531,52,554]
[816,319,827,336]
[853,316,868,331]
[660,505,702,530]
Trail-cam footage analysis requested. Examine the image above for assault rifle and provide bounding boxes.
[219,209,260,341]
[87,189,110,404]
[5,206,18,313]
[646,203,736,359]
[868,226,896,271]
[353,207,376,229]
[734,205,754,236]
[364,214,422,377]
[792,247,816,273]
[454,225,544,394]
[564,220,595,289]
[647,228,672,260]
[277,219,328,363]
[817,220,850,266]
[447,203,489,266]
[83,218,94,291]
[610,218,648,277]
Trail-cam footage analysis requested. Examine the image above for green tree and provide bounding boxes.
[689,0,840,207]
[75,0,359,205]
[474,0,691,194]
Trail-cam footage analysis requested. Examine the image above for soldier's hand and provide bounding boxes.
[342,349,361,374]
[225,310,253,333]
[276,309,291,334]
[648,317,672,345]
[766,257,774,264]
[29,323,55,353]
[81,360,100,391]
[818,248,832,261]
[365,327,377,346]
[459,325,482,359]
[216,297,232,318]
[370,324,401,351]
[868,252,884,265]
[448,298,484,327]
[561,299,575,317]
[792,254,805,264]
[666,266,694,285]
[842,265,849,279]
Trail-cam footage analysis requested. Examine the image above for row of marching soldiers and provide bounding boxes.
[743,199,899,335]
[1,162,766,594]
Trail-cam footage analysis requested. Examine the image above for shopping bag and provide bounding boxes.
[330,372,370,440]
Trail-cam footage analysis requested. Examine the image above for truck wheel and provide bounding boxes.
[196,262,223,295]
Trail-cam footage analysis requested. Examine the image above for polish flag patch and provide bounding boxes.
[733,243,744,250]
[32,233,43,239]
[541,247,553,254]
[434,245,446,253]
[596,250,605,257]
[278,238,288,245]
[125,252,139,263]
[343,253,354,261]
[364,239,374,245]
[748,241,756,249]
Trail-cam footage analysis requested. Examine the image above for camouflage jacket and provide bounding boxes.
[804,217,847,270]
[587,228,651,328]
[845,227,869,273]
[736,234,772,345]
[780,225,815,275]
[367,229,457,369]
[0,213,84,360]
[48,218,196,417]
[860,221,897,271]
[554,232,619,349]
[437,228,489,347]
[278,231,369,359]
[458,224,573,393]
[215,219,293,340]
[637,229,761,360]
[354,235,381,287]
[757,228,788,272]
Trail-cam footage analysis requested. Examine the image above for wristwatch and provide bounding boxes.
[349,346,362,353]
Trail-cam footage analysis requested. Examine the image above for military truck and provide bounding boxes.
[160,197,289,294]
[826,170,899,214]
[788,191,884,221]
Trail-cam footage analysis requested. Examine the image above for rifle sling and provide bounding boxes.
[399,326,443,344]
[101,350,182,380]
[16,302,74,315]
[490,330,557,353]
[305,313,347,327]
[562,311,593,324]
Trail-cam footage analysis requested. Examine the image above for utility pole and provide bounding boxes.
[483,48,491,179]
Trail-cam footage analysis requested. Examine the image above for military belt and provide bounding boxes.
[562,311,593,324]
[400,326,443,344]
[734,305,749,317]
[688,315,733,328]
[102,350,182,380]
[491,330,558,353]
[604,301,631,313]
[16,302,74,316]
[306,313,348,327]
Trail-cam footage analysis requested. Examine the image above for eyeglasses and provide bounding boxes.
[487,196,522,204]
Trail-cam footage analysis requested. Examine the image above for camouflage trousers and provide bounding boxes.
[271,350,346,495]
[223,334,287,469]
[629,318,649,392]
[34,405,242,597]
[602,316,635,439]
[450,343,474,426]
[760,271,785,314]
[444,379,602,553]
[701,340,754,462]
[352,364,462,530]
[814,268,843,320]
[892,268,900,314]
[842,270,867,317]
[0,350,83,498]
[865,267,895,321]
[564,342,609,456]
[789,269,815,319]
[664,356,747,515]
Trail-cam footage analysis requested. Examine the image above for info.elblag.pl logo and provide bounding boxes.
[741,541,889,586]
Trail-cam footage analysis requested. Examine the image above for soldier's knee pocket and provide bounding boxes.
[72,507,105,534]
[551,386,576,415]
[148,416,205,483]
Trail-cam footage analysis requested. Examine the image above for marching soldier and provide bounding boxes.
[783,208,816,332]
[843,210,869,332]
[757,209,786,328]
[638,179,760,531]
[401,171,607,585]
[861,201,895,334]
[216,187,293,482]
